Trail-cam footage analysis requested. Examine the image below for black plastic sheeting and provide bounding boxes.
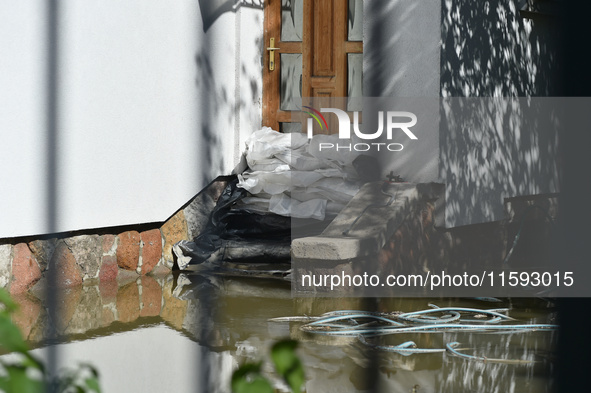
[178,177,293,266]
[177,154,381,269]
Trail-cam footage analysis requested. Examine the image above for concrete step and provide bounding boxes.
[292,182,443,261]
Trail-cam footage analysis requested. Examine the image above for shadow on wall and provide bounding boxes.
[365,1,438,97]
[439,1,561,227]
[194,0,264,185]
[440,0,561,96]
[440,98,561,227]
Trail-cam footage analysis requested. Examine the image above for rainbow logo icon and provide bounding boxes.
[302,106,328,133]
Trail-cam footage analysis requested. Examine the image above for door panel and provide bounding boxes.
[347,53,363,110]
[281,0,303,41]
[311,1,335,76]
[348,0,363,41]
[280,53,302,110]
[263,0,362,133]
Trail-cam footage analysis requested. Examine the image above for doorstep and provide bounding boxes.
[292,182,444,261]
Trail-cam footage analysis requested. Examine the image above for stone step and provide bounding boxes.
[292,182,444,261]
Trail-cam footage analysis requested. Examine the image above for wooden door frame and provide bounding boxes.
[263,0,299,131]
[262,0,363,132]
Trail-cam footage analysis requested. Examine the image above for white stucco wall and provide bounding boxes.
[364,0,442,98]
[0,1,263,238]
[363,0,442,185]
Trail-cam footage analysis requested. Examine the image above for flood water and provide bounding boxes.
[10,272,556,392]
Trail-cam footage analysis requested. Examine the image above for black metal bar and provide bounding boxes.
[45,0,60,387]
[556,0,591,391]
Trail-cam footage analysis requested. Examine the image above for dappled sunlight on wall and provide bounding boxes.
[439,0,561,226]
[194,2,264,184]
[440,98,560,227]
[441,0,560,97]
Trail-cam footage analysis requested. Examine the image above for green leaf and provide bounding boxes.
[284,361,305,393]
[271,340,298,375]
[81,363,100,379]
[22,354,45,372]
[231,362,262,383]
[271,340,305,392]
[0,288,18,313]
[231,363,273,393]
[0,365,44,393]
[232,375,273,393]
[84,377,101,392]
[0,315,29,353]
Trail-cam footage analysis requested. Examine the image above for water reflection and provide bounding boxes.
[11,273,556,392]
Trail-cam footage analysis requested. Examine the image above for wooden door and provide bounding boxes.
[262,0,363,134]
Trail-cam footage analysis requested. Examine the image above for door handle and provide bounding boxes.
[267,38,280,71]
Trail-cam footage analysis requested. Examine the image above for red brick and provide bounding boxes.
[116,231,140,271]
[99,254,118,282]
[116,282,140,323]
[11,293,41,340]
[99,278,119,305]
[10,243,42,294]
[102,234,116,254]
[140,229,162,275]
[51,242,83,288]
[139,275,162,317]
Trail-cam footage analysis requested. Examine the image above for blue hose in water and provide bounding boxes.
[301,323,558,336]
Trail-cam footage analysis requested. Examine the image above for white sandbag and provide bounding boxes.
[307,134,360,165]
[244,127,308,168]
[269,193,326,220]
[237,171,290,195]
[235,127,364,220]
[274,149,333,171]
[288,189,333,202]
[238,169,333,195]
[249,158,289,172]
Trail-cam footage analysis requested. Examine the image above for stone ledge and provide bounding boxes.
[0,176,233,293]
[292,182,444,261]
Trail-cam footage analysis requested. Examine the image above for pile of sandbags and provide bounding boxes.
[173,127,376,270]
[237,127,362,221]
